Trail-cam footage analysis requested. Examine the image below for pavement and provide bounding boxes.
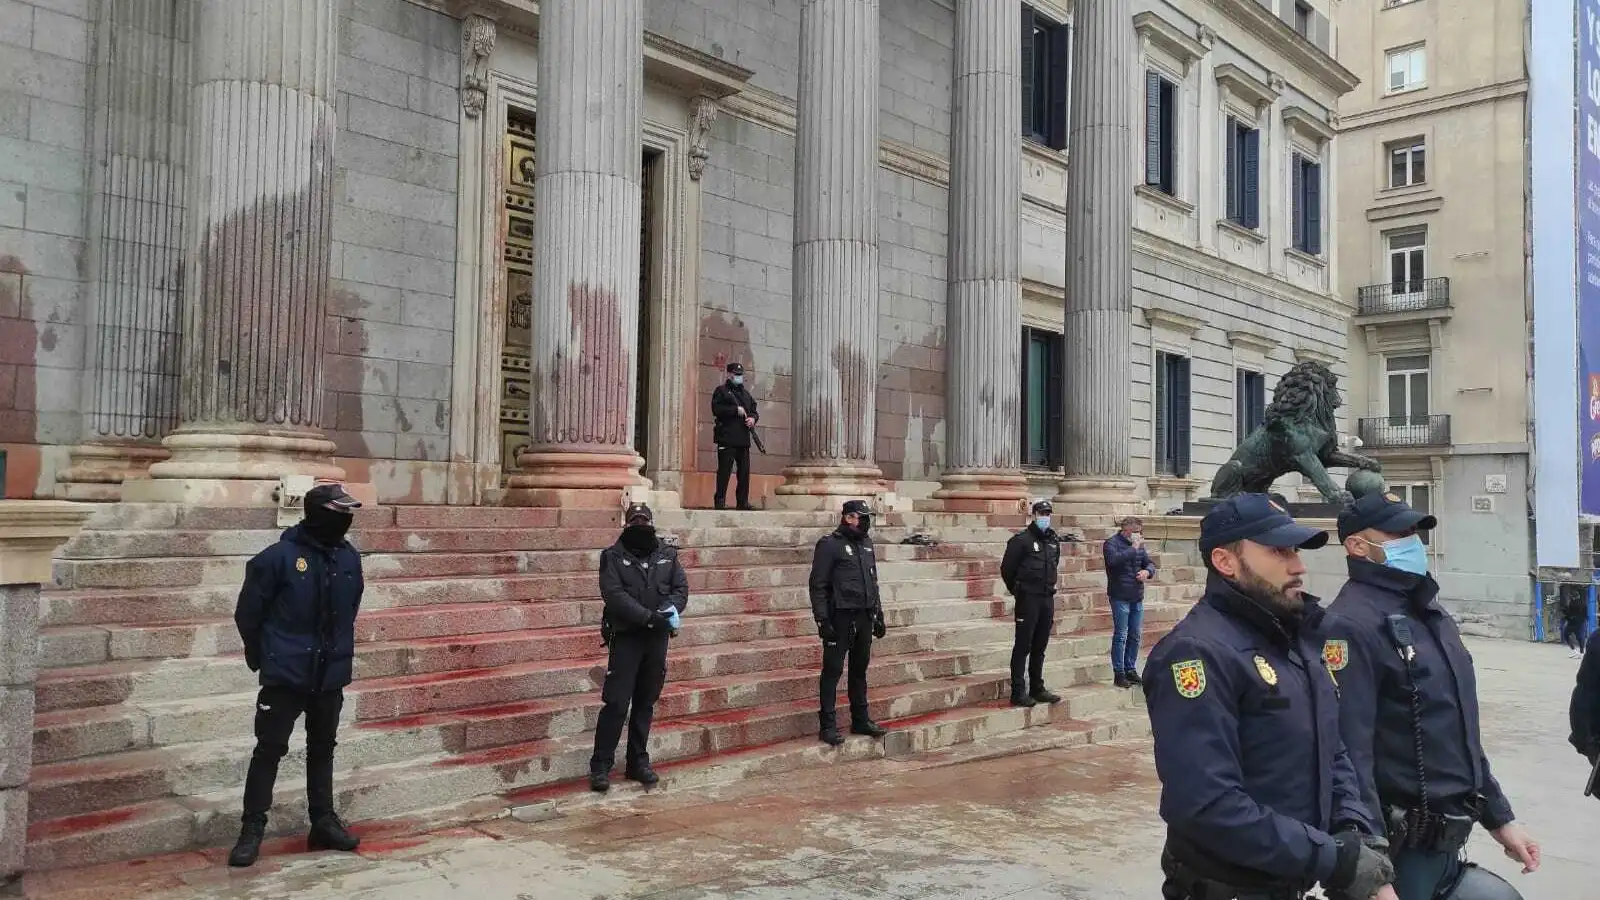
[21,637,1599,899]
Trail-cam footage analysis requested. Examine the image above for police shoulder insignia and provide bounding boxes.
[1032,542,1040,552]
[1171,659,1206,698]
[845,545,854,556]
[1253,655,1278,687]
[1323,638,1349,672]
[294,557,307,573]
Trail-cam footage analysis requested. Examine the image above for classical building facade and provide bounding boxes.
[0,0,1353,514]
[1332,0,1534,633]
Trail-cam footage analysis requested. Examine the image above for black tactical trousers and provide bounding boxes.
[819,609,874,723]
[590,627,671,773]
[714,445,751,508]
[1010,592,1055,695]
[242,685,344,824]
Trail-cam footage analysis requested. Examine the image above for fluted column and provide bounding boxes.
[932,0,1027,512]
[1056,0,1139,514]
[774,0,884,506]
[134,0,344,504]
[506,0,645,501]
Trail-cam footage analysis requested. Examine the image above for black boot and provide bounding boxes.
[1113,672,1131,688]
[589,771,611,792]
[625,762,659,786]
[1031,686,1062,704]
[307,813,360,853]
[1125,671,1142,686]
[1010,690,1037,708]
[818,712,844,746]
[850,717,886,738]
[228,818,265,868]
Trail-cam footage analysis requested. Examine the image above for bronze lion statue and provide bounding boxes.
[1209,360,1381,505]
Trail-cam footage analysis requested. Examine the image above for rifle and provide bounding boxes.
[736,404,767,454]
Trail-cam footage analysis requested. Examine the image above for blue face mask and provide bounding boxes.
[731,375,744,386]
[1035,517,1051,531]
[1378,534,1428,576]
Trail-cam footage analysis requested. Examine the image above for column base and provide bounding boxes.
[126,427,347,505]
[54,441,170,502]
[927,469,1030,513]
[506,450,644,490]
[1052,475,1142,518]
[769,463,884,511]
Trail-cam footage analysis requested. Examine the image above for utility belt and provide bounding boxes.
[1160,848,1307,900]
[1383,798,1479,853]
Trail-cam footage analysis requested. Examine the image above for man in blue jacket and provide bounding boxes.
[229,483,365,868]
[1324,491,1538,899]
[1144,494,1395,900]
[1103,515,1157,687]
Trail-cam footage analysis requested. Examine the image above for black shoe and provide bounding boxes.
[307,813,360,853]
[1031,688,1062,704]
[589,771,611,792]
[818,712,845,745]
[1113,672,1130,688]
[713,501,727,511]
[850,719,887,738]
[1125,671,1142,686]
[1010,692,1037,708]
[737,503,757,511]
[625,763,659,786]
[227,819,265,868]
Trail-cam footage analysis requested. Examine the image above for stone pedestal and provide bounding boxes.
[773,0,884,508]
[1056,0,1140,513]
[931,0,1027,513]
[0,502,93,893]
[505,0,646,505]
[56,442,170,502]
[129,0,346,505]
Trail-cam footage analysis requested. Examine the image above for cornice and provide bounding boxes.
[1205,0,1360,95]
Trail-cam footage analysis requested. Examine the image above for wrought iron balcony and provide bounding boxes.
[1357,414,1452,449]
[1355,277,1451,316]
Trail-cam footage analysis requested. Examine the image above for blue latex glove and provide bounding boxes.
[660,605,682,632]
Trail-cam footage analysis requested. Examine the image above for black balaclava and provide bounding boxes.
[841,515,871,540]
[621,522,658,556]
[304,506,353,546]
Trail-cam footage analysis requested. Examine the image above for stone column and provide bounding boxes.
[0,502,93,894]
[1056,0,1140,516]
[932,0,1028,512]
[504,0,645,507]
[774,0,884,507]
[128,0,345,505]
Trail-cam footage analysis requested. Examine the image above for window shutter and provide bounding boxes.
[1236,370,1247,444]
[1291,153,1305,250]
[1154,352,1169,474]
[1018,327,1031,464]
[1226,119,1239,221]
[1048,22,1071,150]
[1242,129,1260,229]
[1305,162,1322,255]
[1173,357,1192,477]
[1145,71,1163,185]
[1021,6,1036,137]
[1047,333,1065,468]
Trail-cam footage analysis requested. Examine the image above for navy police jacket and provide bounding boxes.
[234,524,364,693]
[1143,573,1376,888]
[598,538,689,635]
[1103,532,1157,602]
[1323,560,1515,829]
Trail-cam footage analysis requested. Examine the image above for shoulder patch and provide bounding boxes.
[295,557,307,573]
[1323,639,1349,672]
[1252,655,1278,687]
[1171,659,1207,698]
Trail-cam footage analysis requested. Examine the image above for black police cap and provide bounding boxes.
[304,483,361,514]
[1199,493,1328,555]
[841,499,873,517]
[1336,490,1436,541]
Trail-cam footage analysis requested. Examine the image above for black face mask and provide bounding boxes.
[621,523,657,555]
[843,516,870,538]
[304,507,353,546]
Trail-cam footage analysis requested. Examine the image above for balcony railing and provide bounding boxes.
[1356,277,1451,316]
[1357,414,1452,449]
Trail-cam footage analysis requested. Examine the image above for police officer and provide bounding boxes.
[589,502,688,792]
[1000,499,1062,707]
[1324,491,1538,900]
[1144,493,1396,900]
[811,499,887,745]
[229,483,365,868]
[1573,629,1600,770]
[711,361,759,510]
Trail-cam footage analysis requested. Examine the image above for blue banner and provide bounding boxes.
[1580,0,1600,514]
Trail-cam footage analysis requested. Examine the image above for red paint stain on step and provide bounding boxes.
[27,806,137,841]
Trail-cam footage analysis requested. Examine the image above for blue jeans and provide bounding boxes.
[1390,848,1461,900]
[1110,599,1143,674]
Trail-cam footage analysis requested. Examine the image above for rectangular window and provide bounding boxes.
[1021,5,1071,150]
[1393,483,1433,545]
[1144,70,1178,195]
[1294,1,1314,37]
[1291,153,1323,255]
[1388,139,1426,187]
[1020,326,1064,468]
[1225,117,1261,229]
[1154,351,1192,477]
[1236,369,1267,444]
[1385,354,1431,425]
[1387,229,1427,294]
[1386,46,1426,93]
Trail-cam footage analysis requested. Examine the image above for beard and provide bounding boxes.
[1234,559,1304,616]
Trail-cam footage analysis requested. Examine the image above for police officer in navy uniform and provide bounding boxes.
[1143,493,1396,900]
[811,499,887,745]
[230,483,365,867]
[711,361,759,510]
[1324,491,1538,900]
[1000,499,1062,707]
[589,502,689,793]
